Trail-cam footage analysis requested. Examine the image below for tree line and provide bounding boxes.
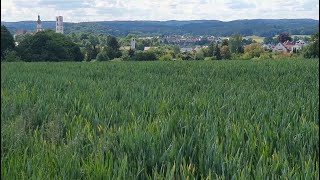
[1,25,319,62]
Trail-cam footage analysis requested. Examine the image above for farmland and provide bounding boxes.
[1,59,319,179]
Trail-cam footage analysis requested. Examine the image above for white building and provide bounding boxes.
[295,40,306,47]
[56,16,63,34]
[272,43,288,53]
[292,45,303,52]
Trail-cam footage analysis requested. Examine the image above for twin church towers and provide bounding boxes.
[36,15,63,34]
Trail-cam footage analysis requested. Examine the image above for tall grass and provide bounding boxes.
[1,59,319,179]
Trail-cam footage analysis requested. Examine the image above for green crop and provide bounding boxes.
[1,59,319,179]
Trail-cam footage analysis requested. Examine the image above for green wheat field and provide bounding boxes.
[1,59,319,179]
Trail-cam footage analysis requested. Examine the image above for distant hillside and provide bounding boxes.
[2,19,319,37]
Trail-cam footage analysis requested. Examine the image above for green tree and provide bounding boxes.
[303,31,319,58]
[207,42,215,57]
[1,25,15,58]
[69,32,80,43]
[277,32,292,43]
[80,33,89,40]
[177,52,193,60]
[242,38,256,45]
[128,49,135,57]
[201,47,210,57]
[89,34,99,58]
[229,34,244,54]
[213,44,221,60]
[83,41,94,61]
[222,39,229,46]
[220,45,231,59]
[159,54,173,61]
[106,36,121,59]
[96,50,110,61]
[194,50,204,60]
[263,37,274,44]
[132,51,157,61]
[243,43,265,58]
[172,45,180,55]
[14,33,32,44]
[3,50,21,62]
[16,30,83,62]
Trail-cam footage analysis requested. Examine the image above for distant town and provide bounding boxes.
[1,15,318,62]
[11,15,312,55]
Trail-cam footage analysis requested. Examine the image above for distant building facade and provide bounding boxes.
[272,43,288,53]
[272,40,307,53]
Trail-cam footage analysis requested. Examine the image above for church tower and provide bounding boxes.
[56,16,63,34]
[36,15,43,32]
[130,38,136,50]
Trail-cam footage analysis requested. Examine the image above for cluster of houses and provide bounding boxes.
[120,36,307,53]
[138,35,223,53]
[263,39,307,53]
[160,35,223,46]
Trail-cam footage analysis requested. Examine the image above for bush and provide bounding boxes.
[96,51,110,61]
[272,52,292,60]
[121,54,131,61]
[177,52,193,60]
[299,32,318,58]
[3,50,21,62]
[259,52,273,60]
[239,53,251,60]
[159,54,173,61]
[132,51,157,61]
[220,45,231,59]
[194,51,204,60]
[244,43,265,58]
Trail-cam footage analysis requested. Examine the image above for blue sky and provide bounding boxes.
[1,0,319,22]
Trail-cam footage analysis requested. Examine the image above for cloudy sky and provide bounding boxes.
[1,0,319,22]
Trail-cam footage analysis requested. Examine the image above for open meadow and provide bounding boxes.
[1,59,319,179]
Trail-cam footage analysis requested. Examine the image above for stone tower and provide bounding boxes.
[36,15,43,32]
[56,16,63,34]
[130,38,136,50]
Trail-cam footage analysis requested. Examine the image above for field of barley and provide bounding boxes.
[1,59,319,179]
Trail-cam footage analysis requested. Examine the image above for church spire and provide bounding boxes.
[36,14,43,32]
[37,14,41,24]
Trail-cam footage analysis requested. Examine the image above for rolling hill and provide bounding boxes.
[1,19,318,37]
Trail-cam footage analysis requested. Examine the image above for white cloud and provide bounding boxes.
[1,0,319,22]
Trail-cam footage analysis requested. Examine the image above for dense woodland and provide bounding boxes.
[2,19,319,37]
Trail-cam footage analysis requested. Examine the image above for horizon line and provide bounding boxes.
[1,18,319,23]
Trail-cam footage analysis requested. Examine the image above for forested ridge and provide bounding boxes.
[2,19,318,37]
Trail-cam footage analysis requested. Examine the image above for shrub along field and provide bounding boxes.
[1,59,319,179]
